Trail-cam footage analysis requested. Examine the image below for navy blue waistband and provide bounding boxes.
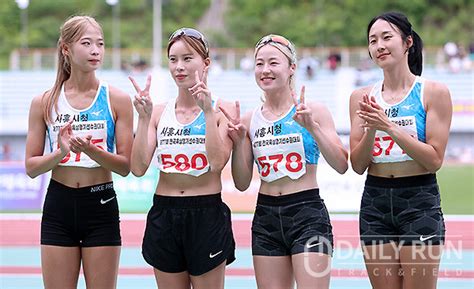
[365,174,437,188]
[257,188,320,206]
[153,193,222,208]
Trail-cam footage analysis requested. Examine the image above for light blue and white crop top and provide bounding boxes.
[370,76,427,163]
[249,105,320,182]
[47,80,115,168]
[155,97,218,177]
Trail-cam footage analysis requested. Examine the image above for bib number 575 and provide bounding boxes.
[60,138,104,163]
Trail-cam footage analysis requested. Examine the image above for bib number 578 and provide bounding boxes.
[257,152,303,177]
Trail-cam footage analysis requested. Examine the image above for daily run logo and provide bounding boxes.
[302,235,464,278]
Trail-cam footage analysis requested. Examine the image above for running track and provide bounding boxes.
[1,214,473,288]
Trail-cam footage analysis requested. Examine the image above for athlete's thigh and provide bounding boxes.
[190,261,226,289]
[82,246,120,289]
[292,252,331,289]
[399,245,442,289]
[362,243,403,289]
[253,255,294,289]
[154,269,191,289]
[41,245,81,289]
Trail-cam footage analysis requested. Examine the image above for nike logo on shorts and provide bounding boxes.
[419,235,436,242]
[209,250,223,258]
[100,196,115,205]
[306,242,322,249]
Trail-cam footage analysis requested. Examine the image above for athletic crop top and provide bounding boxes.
[47,80,115,168]
[249,105,320,182]
[155,97,218,177]
[370,76,427,163]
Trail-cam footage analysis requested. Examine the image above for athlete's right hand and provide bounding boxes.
[357,93,376,133]
[129,74,153,118]
[358,93,392,132]
[220,101,247,144]
[58,119,73,156]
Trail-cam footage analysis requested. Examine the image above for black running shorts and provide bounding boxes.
[142,193,236,276]
[359,174,445,246]
[252,188,333,256]
[41,179,121,247]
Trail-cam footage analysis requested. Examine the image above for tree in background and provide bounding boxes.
[225,0,473,48]
[0,0,472,69]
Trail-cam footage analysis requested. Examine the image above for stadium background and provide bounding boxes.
[0,0,472,288]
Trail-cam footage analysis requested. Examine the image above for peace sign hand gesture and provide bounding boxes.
[292,86,314,129]
[220,101,247,144]
[189,67,213,113]
[129,74,153,118]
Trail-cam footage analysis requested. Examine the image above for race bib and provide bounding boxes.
[157,135,209,176]
[373,116,418,163]
[252,133,306,182]
[56,120,108,167]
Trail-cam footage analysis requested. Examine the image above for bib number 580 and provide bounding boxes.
[161,153,208,172]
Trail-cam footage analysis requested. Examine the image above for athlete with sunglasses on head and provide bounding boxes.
[129,28,236,289]
[221,34,348,289]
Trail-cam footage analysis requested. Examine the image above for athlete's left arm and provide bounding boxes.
[204,99,234,172]
[81,86,133,176]
[307,102,349,174]
[392,81,452,172]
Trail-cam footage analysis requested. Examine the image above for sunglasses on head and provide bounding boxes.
[169,28,209,54]
[255,34,297,64]
[255,34,296,55]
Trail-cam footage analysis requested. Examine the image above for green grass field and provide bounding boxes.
[438,164,474,214]
[1,164,472,215]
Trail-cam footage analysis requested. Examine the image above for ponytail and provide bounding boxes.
[408,30,423,76]
[43,39,71,123]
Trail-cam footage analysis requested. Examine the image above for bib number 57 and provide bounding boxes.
[373,135,406,157]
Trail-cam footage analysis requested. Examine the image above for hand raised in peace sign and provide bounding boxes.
[292,86,314,129]
[129,74,153,117]
[220,101,247,144]
[188,67,213,113]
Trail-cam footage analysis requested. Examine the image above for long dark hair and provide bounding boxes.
[367,11,423,75]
